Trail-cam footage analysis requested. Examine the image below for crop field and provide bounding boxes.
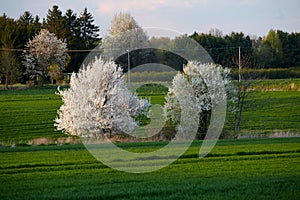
[0,138,299,199]
[0,87,64,143]
[0,82,299,144]
[238,91,300,135]
[0,80,299,199]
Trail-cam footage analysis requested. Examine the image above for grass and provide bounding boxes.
[236,91,300,135]
[0,87,66,143]
[0,81,300,144]
[0,82,299,199]
[250,78,300,91]
[0,138,299,199]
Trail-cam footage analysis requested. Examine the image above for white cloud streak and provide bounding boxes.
[96,0,207,14]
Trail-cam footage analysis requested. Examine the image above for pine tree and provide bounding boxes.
[17,11,41,48]
[65,9,80,49]
[43,5,66,40]
[78,8,100,49]
[0,17,20,88]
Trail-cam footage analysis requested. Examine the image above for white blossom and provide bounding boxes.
[23,29,69,82]
[102,12,148,59]
[54,57,150,138]
[164,61,232,135]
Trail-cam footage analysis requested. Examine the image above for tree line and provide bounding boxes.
[1,5,300,87]
[190,29,300,69]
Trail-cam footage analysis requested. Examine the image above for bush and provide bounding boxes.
[231,68,300,79]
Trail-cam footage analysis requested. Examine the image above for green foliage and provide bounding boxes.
[135,83,168,96]
[0,138,299,199]
[190,30,300,69]
[190,31,254,68]
[231,68,300,80]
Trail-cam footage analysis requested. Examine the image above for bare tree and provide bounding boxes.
[230,50,262,139]
[0,50,20,89]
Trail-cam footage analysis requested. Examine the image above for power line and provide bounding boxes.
[0,46,299,52]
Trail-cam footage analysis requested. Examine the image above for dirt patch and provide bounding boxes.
[28,137,81,146]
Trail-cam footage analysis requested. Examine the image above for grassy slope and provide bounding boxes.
[0,138,299,199]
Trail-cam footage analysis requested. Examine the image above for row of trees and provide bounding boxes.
[1,5,300,87]
[0,5,100,87]
[190,29,300,68]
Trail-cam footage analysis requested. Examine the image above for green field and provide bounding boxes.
[0,83,299,144]
[0,87,64,144]
[0,81,300,199]
[1,138,299,199]
[239,91,300,135]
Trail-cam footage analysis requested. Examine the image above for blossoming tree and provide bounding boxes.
[102,12,148,69]
[164,61,232,139]
[54,57,150,138]
[23,29,69,84]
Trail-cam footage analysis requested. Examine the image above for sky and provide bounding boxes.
[1,0,299,38]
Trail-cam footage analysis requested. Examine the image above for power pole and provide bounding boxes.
[238,46,241,83]
[127,49,130,88]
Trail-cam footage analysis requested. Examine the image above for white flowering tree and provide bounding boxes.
[164,61,232,139]
[102,12,148,67]
[54,57,150,138]
[23,29,69,84]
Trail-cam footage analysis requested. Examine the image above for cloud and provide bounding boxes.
[96,0,207,14]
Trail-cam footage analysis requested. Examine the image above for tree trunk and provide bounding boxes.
[5,74,9,90]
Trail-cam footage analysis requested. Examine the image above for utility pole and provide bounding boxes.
[127,49,130,88]
[238,46,241,83]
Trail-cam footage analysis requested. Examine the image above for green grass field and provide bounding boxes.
[0,81,299,199]
[239,91,300,135]
[1,138,299,199]
[0,87,64,143]
[0,83,299,144]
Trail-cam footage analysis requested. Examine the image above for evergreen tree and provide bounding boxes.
[43,5,66,40]
[0,17,20,88]
[78,8,100,49]
[17,11,35,46]
[65,9,80,49]
[64,9,82,72]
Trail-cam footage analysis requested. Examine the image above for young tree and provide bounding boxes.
[0,51,20,89]
[23,29,69,84]
[164,61,232,139]
[54,57,150,138]
[229,55,265,139]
